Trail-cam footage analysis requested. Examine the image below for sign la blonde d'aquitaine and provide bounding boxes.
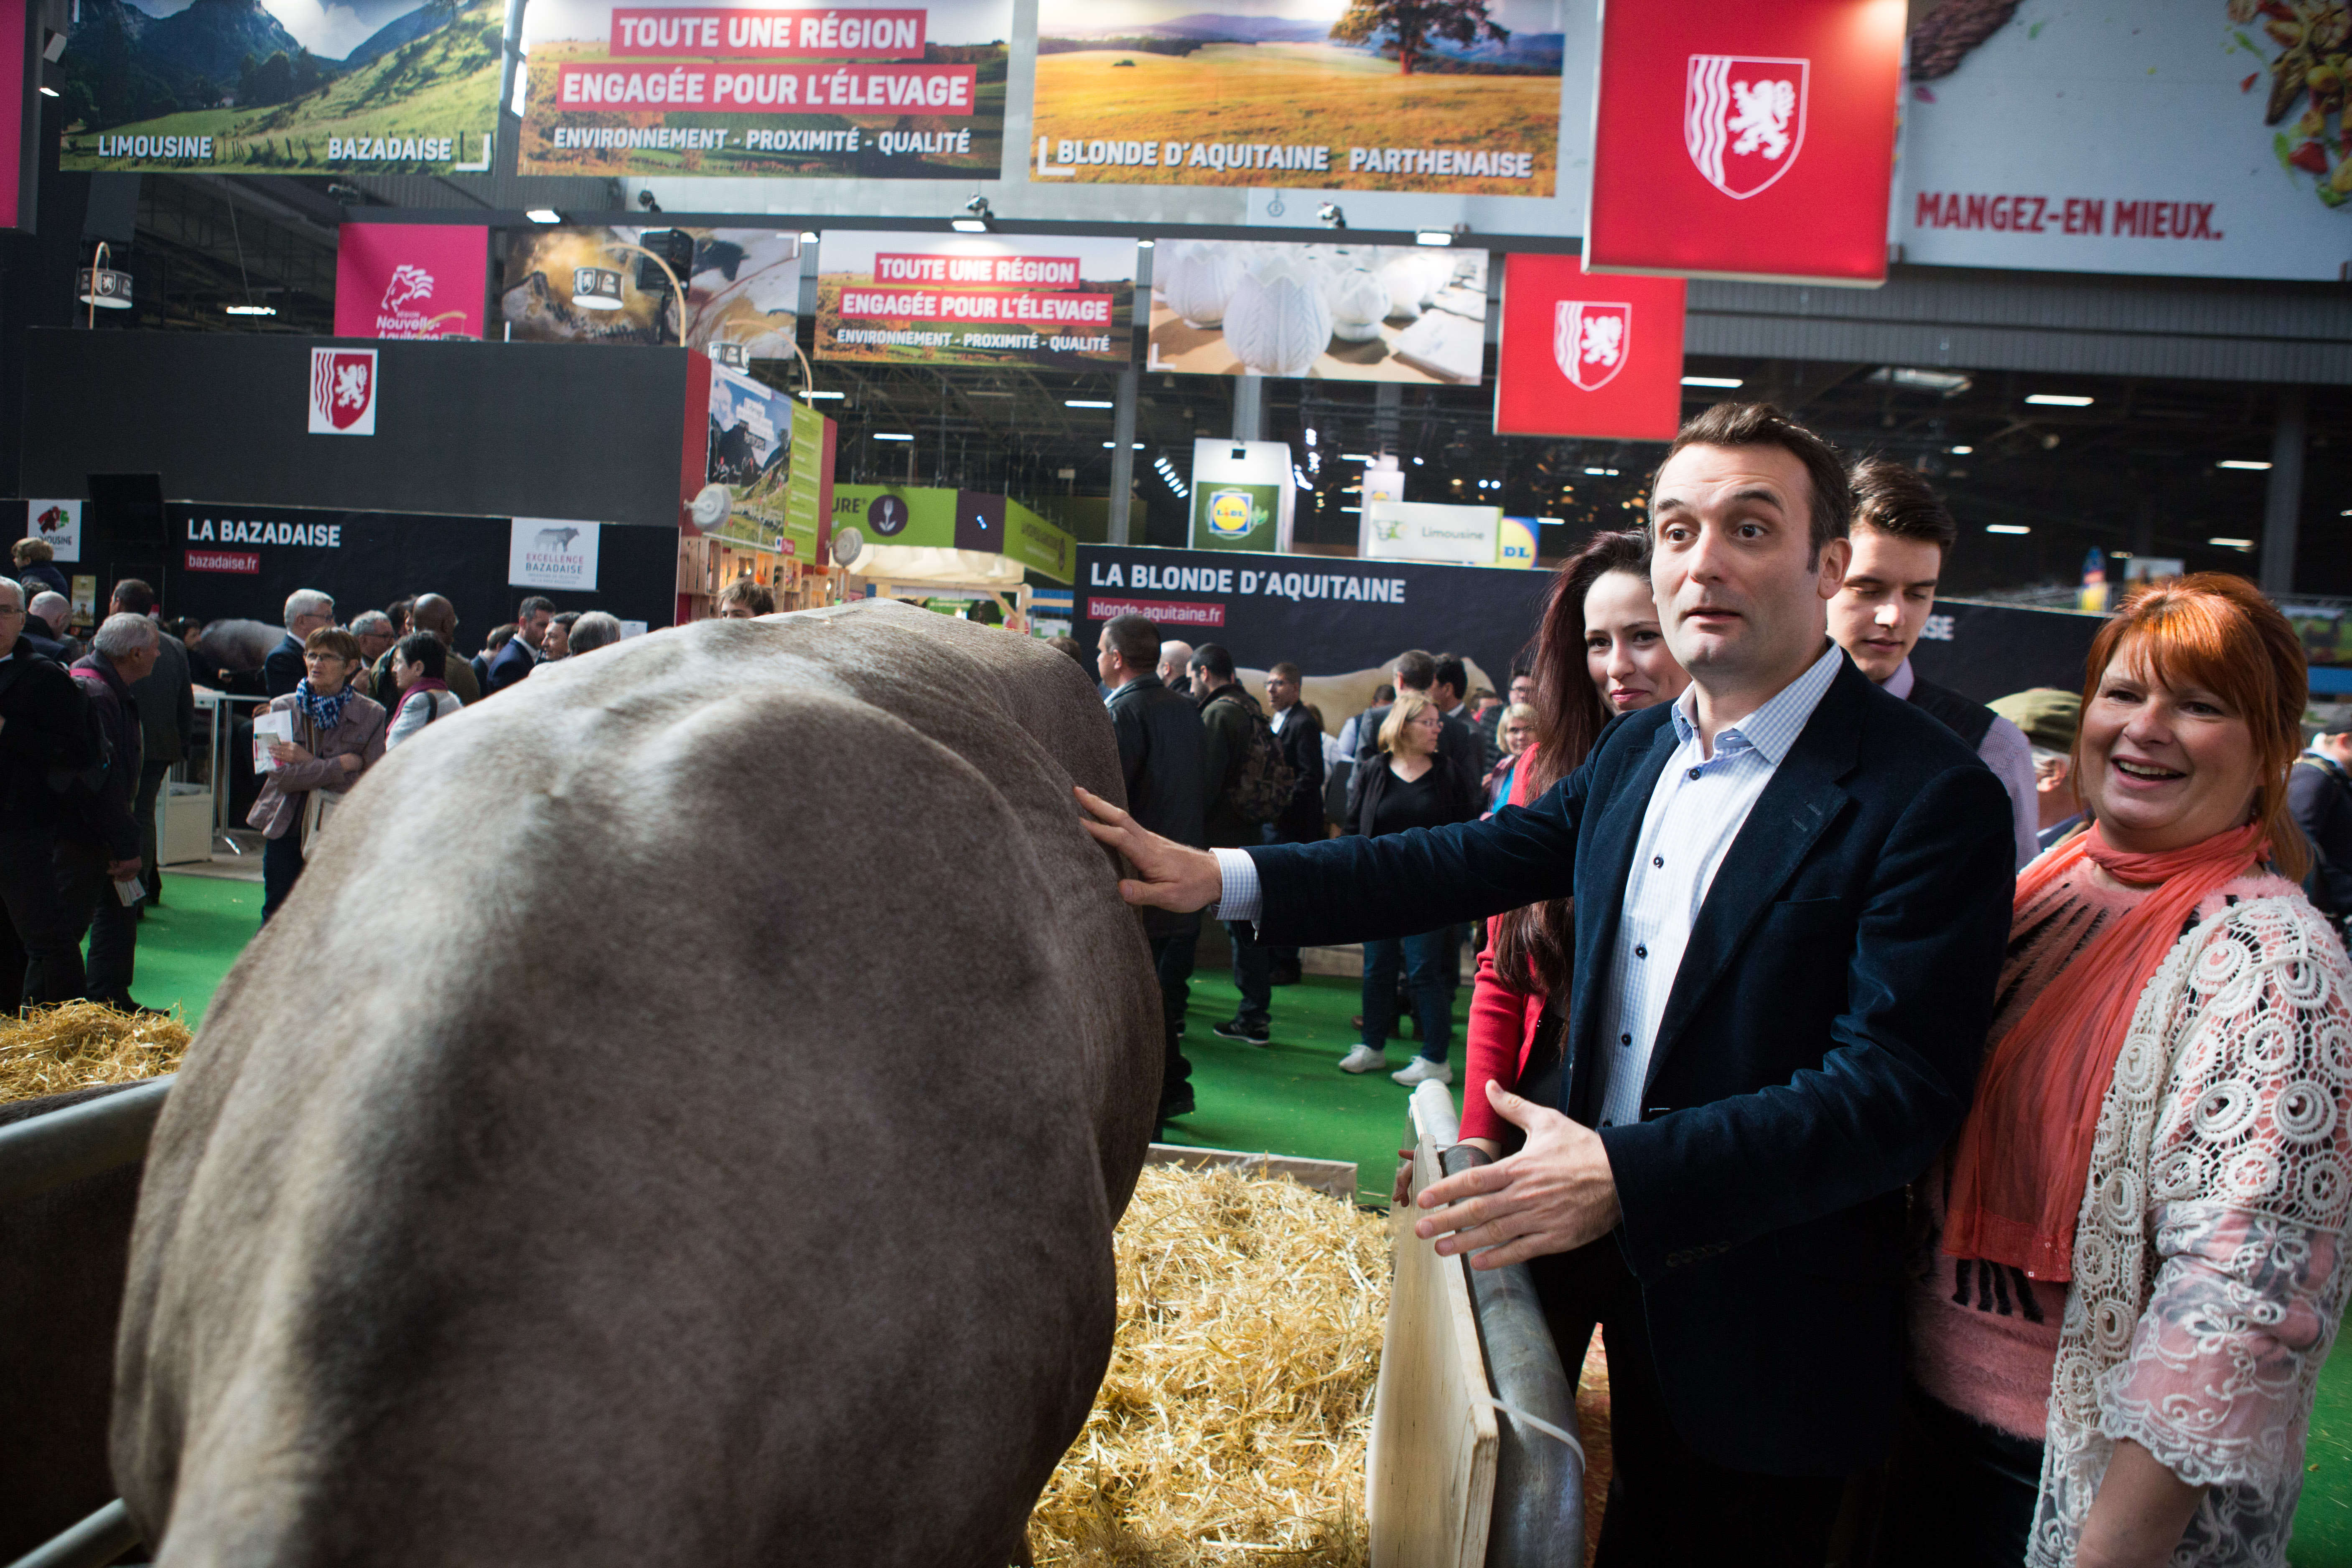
[1030,0,1563,193]
[519,0,1010,177]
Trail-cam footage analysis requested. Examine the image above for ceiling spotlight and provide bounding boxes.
[326,182,365,204]
[710,341,749,369]
[637,189,662,213]
[953,195,993,233]
[36,84,56,97]
[799,389,845,400]
[76,242,132,320]
[1415,229,1453,247]
[800,230,820,243]
[1949,444,1974,455]
[1066,398,1113,409]
[1318,203,1347,230]
[1340,452,1373,461]
[1986,524,2031,535]
[875,432,915,441]
[2024,393,2094,407]
[1680,375,1744,389]
[1138,238,1156,249]
[2217,459,2273,470]
[525,208,562,224]
[2208,536,2256,550]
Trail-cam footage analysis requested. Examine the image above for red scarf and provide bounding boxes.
[1942,821,2266,1280]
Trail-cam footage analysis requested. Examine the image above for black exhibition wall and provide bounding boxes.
[18,331,710,530]
[164,503,679,635]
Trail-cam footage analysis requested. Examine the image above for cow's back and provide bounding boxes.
[114,602,1161,1568]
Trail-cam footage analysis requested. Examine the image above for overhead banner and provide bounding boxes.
[1148,241,1488,383]
[517,0,1010,178]
[1030,0,1564,193]
[509,518,604,591]
[1359,499,1502,566]
[59,0,500,173]
[829,484,1075,578]
[1899,0,2352,281]
[334,224,488,340]
[813,231,1135,368]
[1074,544,1550,722]
[1585,0,1903,284]
[502,227,801,356]
[1189,438,1295,552]
[1493,254,1685,440]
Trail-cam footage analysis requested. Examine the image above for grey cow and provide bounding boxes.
[111,601,1163,1567]
[533,525,582,552]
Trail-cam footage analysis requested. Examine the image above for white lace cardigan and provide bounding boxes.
[2031,888,2352,1566]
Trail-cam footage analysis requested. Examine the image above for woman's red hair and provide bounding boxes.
[2075,571,2309,881]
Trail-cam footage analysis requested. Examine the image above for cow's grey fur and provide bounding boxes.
[113,601,1162,1567]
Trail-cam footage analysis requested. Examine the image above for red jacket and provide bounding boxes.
[1459,745,1551,1146]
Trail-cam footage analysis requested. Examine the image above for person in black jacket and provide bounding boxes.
[2291,723,2352,925]
[61,615,158,1010]
[267,590,338,699]
[0,575,99,1010]
[1194,644,1279,1046]
[1097,613,1208,1127]
[486,598,557,695]
[1262,662,1325,985]
[1338,691,1475,1084]
[111,580,193,911]
[1078,403,2016,1562]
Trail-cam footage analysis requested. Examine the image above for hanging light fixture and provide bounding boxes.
[77,242,132,323]
[572,265,626,310]
[710,340,749,369]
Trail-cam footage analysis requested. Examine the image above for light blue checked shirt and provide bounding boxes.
[1212,641,1846,1128]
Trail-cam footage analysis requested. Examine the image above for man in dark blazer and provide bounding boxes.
[1261,662,1324,987]
[265,589,336,698]
[1078,404,2015,1565]
[485,597,557,696]
[1097,612,1208,1128]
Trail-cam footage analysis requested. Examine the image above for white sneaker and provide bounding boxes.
[1392,1057,1453,1087]
[1337,1044,1389,1074]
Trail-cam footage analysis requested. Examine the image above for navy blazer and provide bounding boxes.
[484,636,538,695]
[262,633,306,699]
[1247,654,2014,1474]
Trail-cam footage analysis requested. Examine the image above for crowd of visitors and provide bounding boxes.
[1078,400,2352,1568]
[0,573,640,1003]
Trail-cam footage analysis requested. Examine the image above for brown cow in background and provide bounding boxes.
[112,601,1162,1567]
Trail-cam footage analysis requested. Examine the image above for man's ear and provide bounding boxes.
[1815,536,1853,600]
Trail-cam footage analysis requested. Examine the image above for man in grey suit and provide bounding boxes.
[110,580,192,909]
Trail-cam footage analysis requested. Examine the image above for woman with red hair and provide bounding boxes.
[1880,575,2352,1568]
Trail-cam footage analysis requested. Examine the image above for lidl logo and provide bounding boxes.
[1205,489,1257,540]
[1497,516,1541,569]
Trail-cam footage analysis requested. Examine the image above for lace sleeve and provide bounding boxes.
[2097,904,2352,1493]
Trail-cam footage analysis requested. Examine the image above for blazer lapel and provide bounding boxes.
[1637,664,1866,1101]
[1563,717,1680,1123]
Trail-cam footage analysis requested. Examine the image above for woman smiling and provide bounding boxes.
[1881,575,2352,1568]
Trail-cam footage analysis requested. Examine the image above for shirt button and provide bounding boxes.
[1687,767,1700,780]
[1652,855,1663,868]
[1634,944,1647,959]
[1620,1032,1632,1046]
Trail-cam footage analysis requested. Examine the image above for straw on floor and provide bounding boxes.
[1030,1165,1390,1567]
[0,1001,191,1104]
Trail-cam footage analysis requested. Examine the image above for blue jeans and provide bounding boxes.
[1362,929,1452,1062]
[262,832,305,923]
[1227,920,1271,1028]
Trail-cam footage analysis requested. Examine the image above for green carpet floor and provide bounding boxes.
[99,911,2352,1563]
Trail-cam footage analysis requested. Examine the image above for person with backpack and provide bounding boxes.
[1193,643,1294,1049]
[384,631,465,749]
[62,613,160,1011]
[0,575,102,1010]
[2290,721,2352,934]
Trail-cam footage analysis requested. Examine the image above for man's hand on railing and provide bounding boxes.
[1074,787,1224,913]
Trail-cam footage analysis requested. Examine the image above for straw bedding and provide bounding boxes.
[0,1002,191,1105]
[1030,1165,1389,1567]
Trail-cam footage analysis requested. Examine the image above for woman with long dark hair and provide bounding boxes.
[1456,529,1690,1157]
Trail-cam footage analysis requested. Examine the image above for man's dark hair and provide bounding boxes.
[1849,456,1958,553]
[1270,661,1302,682]
[1656,402,1851,563]
[1432,653,1467,697]
[111,578,156,616]
[485,624,517,652]
[1046,634,1094,678]
[388,596,415,632]
[1392,649,1437,691]
[1189,642,1236,681]
[1373,683,1396,704]
[394,629,446,680]
[1104,613,1160,672]
[715,578,775,616]
[519,595,557,619]
[553,610,582,629]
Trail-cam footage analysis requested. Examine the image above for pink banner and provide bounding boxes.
[333,224,488,340]
[835,288,1112,325]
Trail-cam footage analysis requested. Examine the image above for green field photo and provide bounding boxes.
[59,0,500,174]
[1031,44,1558,194]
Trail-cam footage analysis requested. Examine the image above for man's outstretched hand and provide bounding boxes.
[1074,787,1225,913]
[1412,1080,1621,1269]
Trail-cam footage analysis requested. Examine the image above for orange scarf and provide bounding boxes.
[1942,821,2266,1280]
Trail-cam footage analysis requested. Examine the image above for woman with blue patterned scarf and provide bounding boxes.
[247,624,385,920]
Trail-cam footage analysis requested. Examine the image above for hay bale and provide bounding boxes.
[1031,1165,1389,1568]
[0,1003,190,1104]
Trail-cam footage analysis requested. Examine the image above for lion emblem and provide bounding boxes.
[380,264,435,312]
